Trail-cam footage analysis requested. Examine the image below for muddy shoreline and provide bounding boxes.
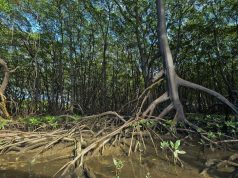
[0,140,237,178]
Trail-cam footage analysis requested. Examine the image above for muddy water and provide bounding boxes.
[0,144,237,178]
[0,144,72,178]
[85,145,237,178]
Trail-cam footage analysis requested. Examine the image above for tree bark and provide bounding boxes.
[0,59,11,118]
[156,0,186,121]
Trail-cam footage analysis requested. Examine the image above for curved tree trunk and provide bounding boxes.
[0,59,11,118]
[154,0,237,124]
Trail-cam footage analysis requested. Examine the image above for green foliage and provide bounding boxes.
[44,116,58,128]
[170,140,186,164]
[0,119,10,129]
[225,119,238,134]
[198,139,206,146]
[29,32,40,41]
[207,131,217,140]
[20,116,61,129]
[131,119,157,128]
[28,117,41,126]
[187,114,238,137]
[165,120,174,126]
[161,140,186,164]
[160,141,169,150]
[113,158,124,178]
[0,0,12,13]
[0,0,237,121]
[113,158,124,170]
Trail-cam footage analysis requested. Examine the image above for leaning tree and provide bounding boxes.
[141,0,238,125]
[0,59,18,119]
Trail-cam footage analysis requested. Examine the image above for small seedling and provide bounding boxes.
[145,172,152,178]
[113,158,124,178]
[169,140,186,164]
[160,141,170,160]
[0,119,9,129]
[160,141,169,150]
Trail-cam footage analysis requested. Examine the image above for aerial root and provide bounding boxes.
[54,117,165,177]
[177,77,238,114]
[158,103,174,119]
[81,111,126,123]
[142,92,169,118]
[55,116,189,177]
[54,119,135,177]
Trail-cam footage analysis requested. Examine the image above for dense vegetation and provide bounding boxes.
[0,1,238,177]
[0,0,237,116]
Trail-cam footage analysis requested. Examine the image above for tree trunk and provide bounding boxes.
[154,0,238,123]
[0,59,11,118]
[156,0,185,122]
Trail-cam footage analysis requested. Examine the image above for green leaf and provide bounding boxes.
[170,141,174,148]
[175,140,181,150]
[0,0,12,13]
[113,158,117,166]
[177,150,186,154]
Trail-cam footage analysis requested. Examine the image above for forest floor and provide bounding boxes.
[0,114,237,178]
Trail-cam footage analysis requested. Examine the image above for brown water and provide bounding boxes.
[85,145,237,178]
[0,154,65,178]
[0,144,72,178]
[0,144,237,178]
